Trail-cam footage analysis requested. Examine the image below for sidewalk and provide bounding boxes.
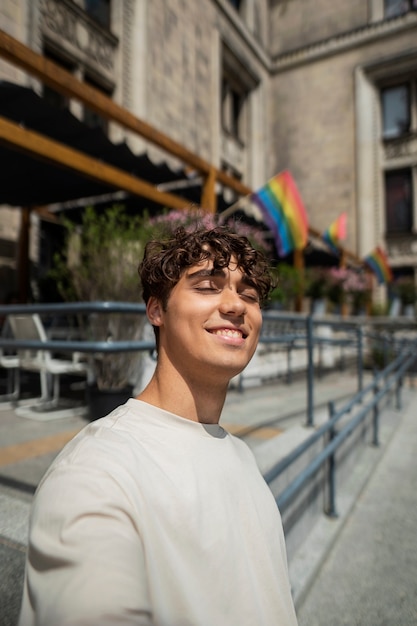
[0,369,415,625]
[296,385,417,625]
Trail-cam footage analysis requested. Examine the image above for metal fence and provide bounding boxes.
[1,301,416,523]
[263,341,416,518]
[1,302,416,408]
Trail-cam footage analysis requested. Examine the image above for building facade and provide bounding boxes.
[270,0,417,289]
[1,0,417,302]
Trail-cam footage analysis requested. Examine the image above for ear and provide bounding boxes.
[146,297,163,327]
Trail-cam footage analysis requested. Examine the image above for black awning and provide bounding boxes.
[0,81,193,208]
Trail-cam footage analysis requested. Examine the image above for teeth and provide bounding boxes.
[212,329,242,338]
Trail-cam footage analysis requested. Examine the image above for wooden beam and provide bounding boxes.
[0,116,191,211]
[200,167,217,214]
[0,29,251,199]
[0,29,366,269]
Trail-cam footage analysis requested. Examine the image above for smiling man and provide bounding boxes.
[19,226,298,626]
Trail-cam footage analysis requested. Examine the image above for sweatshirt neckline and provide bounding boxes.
[126,398,227,439]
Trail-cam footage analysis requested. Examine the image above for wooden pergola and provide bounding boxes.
[0,29,362,304]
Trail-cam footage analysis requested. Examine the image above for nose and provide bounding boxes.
[218,288,246,316]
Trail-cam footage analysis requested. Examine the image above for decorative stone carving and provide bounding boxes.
[387,236,417,258]
[40,0,118,82]
[384,133,417,160]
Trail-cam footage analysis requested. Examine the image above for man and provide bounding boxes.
[19,226,298,625]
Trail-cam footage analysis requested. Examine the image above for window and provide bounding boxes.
[227,0,243,10]
[381,84,410,138]
[222,78,246,141]
[83,75,109,133]
[385,169,413,233]
[384,0,417,18]
[83,0,111,29]
[42,49,74,111]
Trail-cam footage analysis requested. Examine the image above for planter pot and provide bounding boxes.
[311,298,326,316]
[389,297,401,317]
[87,384,134,421]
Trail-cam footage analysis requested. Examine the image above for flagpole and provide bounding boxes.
[339,249,348,317]
[217,197,246,222]
[294,249,304,312]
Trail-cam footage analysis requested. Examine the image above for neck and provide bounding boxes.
[137,363,229,424]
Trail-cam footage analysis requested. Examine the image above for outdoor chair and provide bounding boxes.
[7,313,92,412]
[0,349,20,404]
[0,317,20,405]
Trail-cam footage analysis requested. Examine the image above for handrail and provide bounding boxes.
[264,348,407,484]
[0,302,147,315]
[0,338,155,354]
[264,343,417,515]
[1,302,415,392]
[1,301,416,521]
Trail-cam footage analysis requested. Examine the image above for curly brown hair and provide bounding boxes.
[139,225,274,309]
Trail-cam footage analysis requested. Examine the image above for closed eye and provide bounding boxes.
[194,281,220,292]
[240,290,260,303]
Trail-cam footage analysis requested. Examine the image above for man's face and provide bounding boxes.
[149,256,263,384]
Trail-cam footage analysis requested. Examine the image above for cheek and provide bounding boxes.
[251,310,263,333]
[170,294,212,318]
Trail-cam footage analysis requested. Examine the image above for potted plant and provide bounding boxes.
[343,269,372,315]
[326,267,349,313]
[269,264,304,310]
[51,205,152,418]
[305,267,330,314]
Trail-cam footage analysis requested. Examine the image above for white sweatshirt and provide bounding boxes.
[19,398,298,626]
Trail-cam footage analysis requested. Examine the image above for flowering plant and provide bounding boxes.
[148,208,272,255]
[344,271,372,312]
[324,267,371,311]
[304,267,331,300]
[326,267,371,311]
[326,267,349,305]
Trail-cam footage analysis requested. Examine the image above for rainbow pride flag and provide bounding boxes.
[322,212,347,254]
[249,171,309,257]
[364,247,393,284]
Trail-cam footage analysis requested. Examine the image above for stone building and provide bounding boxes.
[0,0,416,302]
[270,0,417,291]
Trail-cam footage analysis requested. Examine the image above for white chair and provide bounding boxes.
[8,313,91,409]
[0,350,20,403]
[0,318,20,405]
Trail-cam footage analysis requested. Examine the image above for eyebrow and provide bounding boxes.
[186,268,258,289]
[186,268,226,280]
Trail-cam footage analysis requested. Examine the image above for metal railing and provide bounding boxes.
[1,302,416,519]
[259,309,417,426]
[0,302,153,354]
[1,302,415,396]
[263,340,417,519]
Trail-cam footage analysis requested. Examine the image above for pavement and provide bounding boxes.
[0,368,416,625]
[296,383,417,625]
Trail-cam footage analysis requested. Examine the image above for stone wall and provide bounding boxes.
[270,10,417,258]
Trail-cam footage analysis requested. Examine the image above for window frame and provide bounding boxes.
[221,76,247,143]
[385,168,414,235]
[83,0,111,30]
[384,0,417,18]
[42,48,75,111]
[381,83,411,139]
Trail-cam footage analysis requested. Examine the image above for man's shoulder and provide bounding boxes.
[43,401,146,475]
